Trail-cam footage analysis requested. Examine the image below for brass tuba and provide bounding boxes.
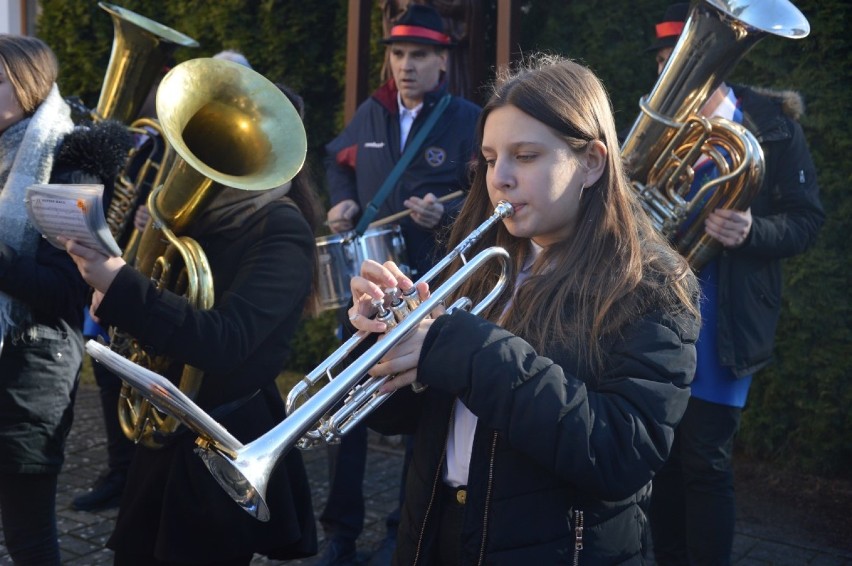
[95,2,199,254]
[620,0,809,269]
[114,58,307,448]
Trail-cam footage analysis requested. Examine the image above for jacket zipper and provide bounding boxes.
[477,431,498,566]
[413,406,454,565]
[573,509,584,566]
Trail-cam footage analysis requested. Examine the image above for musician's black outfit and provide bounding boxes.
[369,305,699,565]
[98,199,318,564]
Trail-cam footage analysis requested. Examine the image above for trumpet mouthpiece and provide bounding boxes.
[495,201,514,218]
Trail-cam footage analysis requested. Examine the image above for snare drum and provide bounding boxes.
[315,224,409,311]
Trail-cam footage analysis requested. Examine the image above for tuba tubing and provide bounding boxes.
[191,202,514,521]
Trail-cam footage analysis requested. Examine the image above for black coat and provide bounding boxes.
[716,86,824,376]
[0,121,130,473]
[98,201,318,562]
[371,307,699,565]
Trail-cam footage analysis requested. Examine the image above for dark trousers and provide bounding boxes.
[650,397,742,566]
[92,359,136,473]
[320,420,412,542]
[113,550,252,566]
[0,472,61,565]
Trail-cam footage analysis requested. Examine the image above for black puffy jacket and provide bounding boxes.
[371,307,699,565]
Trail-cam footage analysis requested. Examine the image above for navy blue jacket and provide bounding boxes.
[325,79,480,275]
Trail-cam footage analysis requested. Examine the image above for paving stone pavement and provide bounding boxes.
[1,382,850,565]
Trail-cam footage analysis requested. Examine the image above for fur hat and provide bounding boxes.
[53,120,133,188]
[381,4,453,47]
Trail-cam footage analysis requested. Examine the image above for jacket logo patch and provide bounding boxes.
[364,142,385,149]
[424,146,446,167]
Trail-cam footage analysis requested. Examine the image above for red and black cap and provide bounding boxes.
[646,3,690,52]
[381,4,454,47]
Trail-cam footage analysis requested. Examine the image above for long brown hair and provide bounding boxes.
[442,55,699,372]
[0,35,58,115]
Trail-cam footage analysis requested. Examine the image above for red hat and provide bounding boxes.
[646,3,690,52]
[381,4,454,48]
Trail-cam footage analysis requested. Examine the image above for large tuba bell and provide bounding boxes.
[620,0,809,269]
[114,58,307,448]
[95,2,199,253]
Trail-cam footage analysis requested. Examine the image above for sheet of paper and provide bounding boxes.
[85,340,243,454]
[25,184,121,256]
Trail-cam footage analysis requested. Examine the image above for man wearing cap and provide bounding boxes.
[643,4,824,566]
[325,3,479,276]
[321,5,480,565]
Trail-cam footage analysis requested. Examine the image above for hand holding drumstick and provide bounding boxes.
[326,191,464,233]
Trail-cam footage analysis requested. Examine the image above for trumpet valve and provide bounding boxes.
[401,286,420,311]
[389,289,413,323]
[372,296,397,328]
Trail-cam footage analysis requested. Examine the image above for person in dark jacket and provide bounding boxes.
[64,81,321,565]
[346,54,701,565]
[0,34,131,565]
[643,5,825,565]
[325,5,480,276]
[322,5,481,565]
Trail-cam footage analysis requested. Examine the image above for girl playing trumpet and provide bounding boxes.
[348,55,701,564]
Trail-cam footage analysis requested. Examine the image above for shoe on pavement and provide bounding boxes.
[314,537,358,566]
[71,469,126,512]
[367,535,396,566]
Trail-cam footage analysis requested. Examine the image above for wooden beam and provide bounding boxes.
[467,0,486,105]
[496,0,520,74]
[344,0,372,123]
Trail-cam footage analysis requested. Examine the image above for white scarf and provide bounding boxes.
[0,85,74,336]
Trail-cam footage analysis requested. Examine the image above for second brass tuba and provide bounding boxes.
[115,58,307,447]
[94,3,199,252]
[620,0,810,269]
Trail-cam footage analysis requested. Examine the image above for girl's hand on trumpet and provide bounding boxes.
[348,259,444,393]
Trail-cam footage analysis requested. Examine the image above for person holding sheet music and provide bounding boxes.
[65,83,322,565]
[321,5,480,564]
[0,34,130,565]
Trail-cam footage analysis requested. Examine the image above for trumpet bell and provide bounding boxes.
[196,443,274,522]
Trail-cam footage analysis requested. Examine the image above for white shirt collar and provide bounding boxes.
[398,92,424,150]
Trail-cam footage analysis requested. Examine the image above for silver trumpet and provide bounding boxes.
[198,201,513,520]
[102,201,512,521]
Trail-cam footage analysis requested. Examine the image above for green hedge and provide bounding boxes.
[38,0,851,477]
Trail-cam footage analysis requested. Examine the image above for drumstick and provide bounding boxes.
[368,190,465,228]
